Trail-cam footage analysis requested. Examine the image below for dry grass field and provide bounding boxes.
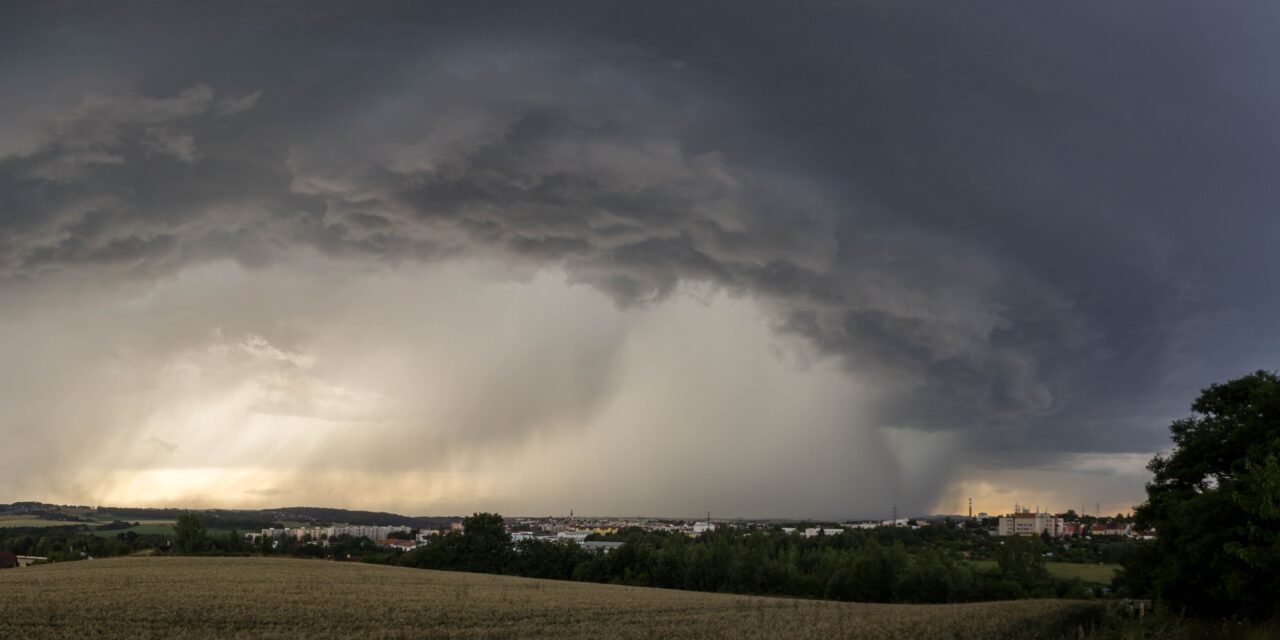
[0,557,1100,639]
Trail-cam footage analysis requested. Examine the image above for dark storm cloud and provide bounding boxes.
[2,0,1277,471]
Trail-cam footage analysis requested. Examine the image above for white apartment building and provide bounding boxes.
[258,525,410,542]
[996,510,1060,537]
[802,527,846,538]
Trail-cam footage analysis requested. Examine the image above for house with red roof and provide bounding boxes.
[379,539,418,551]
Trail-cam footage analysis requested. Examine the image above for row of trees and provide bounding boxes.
[395,513,1092,604]
[0,527,150,561]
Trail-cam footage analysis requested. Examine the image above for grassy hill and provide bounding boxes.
[0,557,1099,639]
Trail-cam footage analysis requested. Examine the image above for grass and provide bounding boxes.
[968,560,1120,585]
[0,557,1102,639]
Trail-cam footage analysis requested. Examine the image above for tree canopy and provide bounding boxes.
[1120,370,1280,619]
[173,513,209,554]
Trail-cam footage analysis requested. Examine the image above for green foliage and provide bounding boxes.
[401,513,513,574]
[173,513,209,554]
[257,532,274,555]
[997,536,1049,584]
[1120,370,1280,620]
[399,518,1089,604]
[224,529,245,553]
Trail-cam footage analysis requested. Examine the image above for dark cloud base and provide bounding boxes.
[1,0,1276,505]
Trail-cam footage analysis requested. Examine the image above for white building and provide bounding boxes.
[581,541,625,554]
[996,510,1061,537]
[843,522,879,530]
[802,527,845,538]
[556,530,590,543]
[259,525,410,543]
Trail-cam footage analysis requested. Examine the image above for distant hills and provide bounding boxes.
[0,502,459,530]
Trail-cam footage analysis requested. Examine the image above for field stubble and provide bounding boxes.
[0,557,1099,639]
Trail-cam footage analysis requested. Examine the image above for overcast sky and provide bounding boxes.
[2,1,1276,519]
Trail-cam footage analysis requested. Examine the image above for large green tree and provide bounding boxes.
[457,512,513,573]
[173,513,209,554]
[1120,371,1280,619]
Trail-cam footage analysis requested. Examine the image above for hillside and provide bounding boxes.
[0,502,458,530]
[0,557,1098,639]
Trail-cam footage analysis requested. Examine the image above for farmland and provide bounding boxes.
[0,516,75,528]
[0,557,1101,639]
[0,513,179,536]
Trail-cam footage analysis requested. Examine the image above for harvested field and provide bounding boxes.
[0,557,1100,639]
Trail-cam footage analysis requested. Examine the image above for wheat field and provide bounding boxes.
[0,557,1098,639]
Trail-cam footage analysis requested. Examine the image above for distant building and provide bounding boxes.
[802,527,845,538]
[259,525,410,543]
[581,541,625,554]
[1089,522,1132,537]
[556,530,590,543]
[692,521,717,534]
[379,539,417,551]
[996,510,1060,537]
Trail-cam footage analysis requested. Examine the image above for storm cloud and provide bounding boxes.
[1,1,1276,517]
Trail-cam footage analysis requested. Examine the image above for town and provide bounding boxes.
[239,506,1152,555]
[0,495,1185,632]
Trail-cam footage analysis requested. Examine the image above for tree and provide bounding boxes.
[173,513,208,554]
[1119,371,1280,619]
[224,529,244,553]
[997,536,1047,585]
[458,512,512,573]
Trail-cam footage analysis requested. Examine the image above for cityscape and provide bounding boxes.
[246,508,1154,553]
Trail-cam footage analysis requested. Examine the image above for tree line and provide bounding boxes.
[395,513,1094,604]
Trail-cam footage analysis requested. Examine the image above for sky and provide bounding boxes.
[1,1,1277,519]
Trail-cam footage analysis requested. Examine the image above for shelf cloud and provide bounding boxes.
[1,1,1276,517]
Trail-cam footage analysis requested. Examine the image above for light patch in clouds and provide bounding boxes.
[938,458,1154,518]
[0,255,958,517]
[143,436,179,454]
